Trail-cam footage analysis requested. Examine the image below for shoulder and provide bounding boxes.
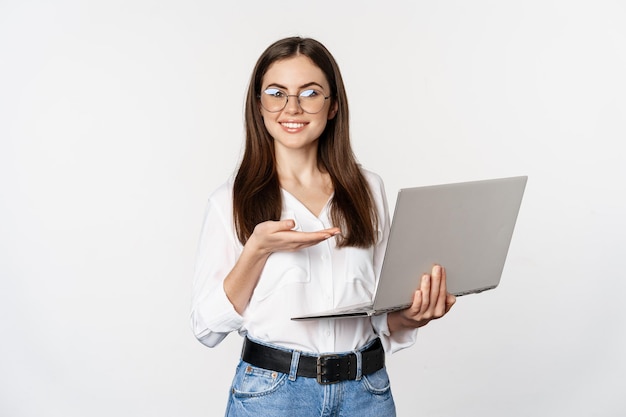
[209,178,234,198]
[205,176,234,216]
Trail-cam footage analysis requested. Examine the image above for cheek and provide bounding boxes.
[259,111,272,129]
[261,115,281,139]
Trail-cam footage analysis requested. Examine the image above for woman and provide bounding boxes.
[191,36,456,417]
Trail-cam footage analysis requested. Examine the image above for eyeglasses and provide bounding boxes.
[259,88,331,114]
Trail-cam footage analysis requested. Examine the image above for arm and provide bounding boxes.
[224,219,340,314]
[190,189,340,347]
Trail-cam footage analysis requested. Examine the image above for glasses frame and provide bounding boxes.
[258,88,332,114]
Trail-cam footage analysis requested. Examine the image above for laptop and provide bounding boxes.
[291,175,528,321]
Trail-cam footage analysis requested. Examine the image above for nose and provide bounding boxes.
[284,95,303,114]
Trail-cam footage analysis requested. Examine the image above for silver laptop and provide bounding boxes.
[291,175,528,321]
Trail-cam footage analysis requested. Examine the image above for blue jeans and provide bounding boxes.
[224,340,396,417]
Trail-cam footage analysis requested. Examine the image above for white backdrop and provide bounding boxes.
[1,0,625,416]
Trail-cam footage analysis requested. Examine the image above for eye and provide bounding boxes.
[264,88,285,98]
[300,89,320,98]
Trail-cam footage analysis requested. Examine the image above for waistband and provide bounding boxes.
[241,337,385,385]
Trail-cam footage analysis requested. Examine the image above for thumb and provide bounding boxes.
[279,219,297,230]
[445,294,457,312]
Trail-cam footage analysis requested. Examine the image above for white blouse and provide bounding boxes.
[190,169,417,354]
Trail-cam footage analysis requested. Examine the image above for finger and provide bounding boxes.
[420,266,440,318]
[278,219,297,231]
[433,265,448,316]
[279,230,340,251]
[439,265,447,294]
[445,293,457,313]
[429,265,444,309]
[319,227,342,236]
[277,222,340,238]
[254,219,294,236]
[291,228,339,242]
[407,289,423,316]
[419,273,431,313]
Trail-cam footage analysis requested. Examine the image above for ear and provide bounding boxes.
[327,100,338,120]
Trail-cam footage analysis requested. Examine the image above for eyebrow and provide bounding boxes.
[265,82,326,91]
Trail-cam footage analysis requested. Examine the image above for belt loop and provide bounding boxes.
[354,350,363,381]
[289,350,301,381]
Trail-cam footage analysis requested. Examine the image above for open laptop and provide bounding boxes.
[291,175,528,321]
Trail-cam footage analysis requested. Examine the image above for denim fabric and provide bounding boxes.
[224,340,396,417]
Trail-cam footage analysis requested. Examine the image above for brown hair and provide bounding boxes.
[233,37,377,248]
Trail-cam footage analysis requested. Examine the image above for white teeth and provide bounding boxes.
[281,122,305,129]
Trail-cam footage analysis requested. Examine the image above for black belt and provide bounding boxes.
[241,337,385,385]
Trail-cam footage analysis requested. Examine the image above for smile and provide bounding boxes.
[280,122,306,129]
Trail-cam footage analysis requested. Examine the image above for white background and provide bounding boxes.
[1,0,625,416]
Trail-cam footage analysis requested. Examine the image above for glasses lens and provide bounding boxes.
[298,89,327,114]
[261,88,287,112]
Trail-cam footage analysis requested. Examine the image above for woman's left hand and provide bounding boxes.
[387,264,456,332]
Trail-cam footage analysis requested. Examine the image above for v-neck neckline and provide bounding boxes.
[281,188,333,219]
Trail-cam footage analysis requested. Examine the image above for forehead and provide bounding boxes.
[262,55,330,89]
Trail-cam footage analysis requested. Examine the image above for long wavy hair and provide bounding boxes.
[233,37,377,248]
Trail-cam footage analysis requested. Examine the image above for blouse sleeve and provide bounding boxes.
[190,183,244,348]
[365,170,419,353]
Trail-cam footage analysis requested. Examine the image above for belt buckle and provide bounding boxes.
[316,354,341,385]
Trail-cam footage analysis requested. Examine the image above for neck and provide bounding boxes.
[274,144,322,184]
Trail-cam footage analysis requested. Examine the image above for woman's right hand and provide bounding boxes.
[247,219,341,255]
[224,219,340,313]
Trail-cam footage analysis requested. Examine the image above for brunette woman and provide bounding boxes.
[191,36,456,417]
